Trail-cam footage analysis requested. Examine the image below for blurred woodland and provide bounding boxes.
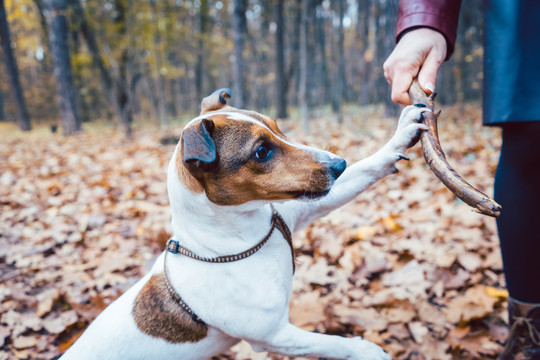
[0,0,483,135]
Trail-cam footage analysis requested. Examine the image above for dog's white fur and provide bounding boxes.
[61,105,427,360]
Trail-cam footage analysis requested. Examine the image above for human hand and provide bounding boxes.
[383,28,447,105]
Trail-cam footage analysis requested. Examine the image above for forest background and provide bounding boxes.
[1,1,505,360]
[0,0,483,133]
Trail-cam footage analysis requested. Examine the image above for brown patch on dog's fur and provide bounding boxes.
[181,112,332,205]
[132,274,208,343]
[176,143,205,193]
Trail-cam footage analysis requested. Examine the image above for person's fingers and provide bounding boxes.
[417,42,446,96]
[384,57,411,104]
[391,72,413,105]
[383,57,394,85]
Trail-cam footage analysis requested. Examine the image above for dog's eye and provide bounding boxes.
[255,144,271,161]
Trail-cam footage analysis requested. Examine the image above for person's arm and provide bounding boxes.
[383,0,462,105]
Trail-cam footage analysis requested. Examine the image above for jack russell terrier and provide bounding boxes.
[61,89,428,360]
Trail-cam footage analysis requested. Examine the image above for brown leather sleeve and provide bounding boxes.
[396,0,463,60]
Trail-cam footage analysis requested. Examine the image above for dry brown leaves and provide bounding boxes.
[0,104,505,360]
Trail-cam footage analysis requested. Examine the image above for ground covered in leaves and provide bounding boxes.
[0,104,507,360]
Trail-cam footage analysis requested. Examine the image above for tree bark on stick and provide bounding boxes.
[409,79,501,217]
[45,0,82,135]
[0,0,31,131]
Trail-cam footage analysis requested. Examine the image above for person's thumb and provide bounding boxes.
[417,51,443,96]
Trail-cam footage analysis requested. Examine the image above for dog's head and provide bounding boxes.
[176,89,346,206]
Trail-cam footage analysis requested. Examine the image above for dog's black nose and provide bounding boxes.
[330,158,347,179]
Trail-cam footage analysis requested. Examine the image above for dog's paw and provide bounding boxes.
[349,337,392,360]
[390,105,429,152]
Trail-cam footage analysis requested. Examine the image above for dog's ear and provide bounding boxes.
[182,119,217,172]
[200,88,232,115]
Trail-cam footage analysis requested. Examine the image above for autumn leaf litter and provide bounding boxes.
[0,105,507,359]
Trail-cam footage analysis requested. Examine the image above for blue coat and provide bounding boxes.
[483,0,540,125]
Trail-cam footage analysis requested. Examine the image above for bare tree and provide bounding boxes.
[195,0,209,111]
[70,0,135,136]
[45,0,82,135]
[232,0,247,108]
[0,0,31,130]
[274,0,287,118]
[356,0,373,105]
[298,0,309,131]
[150,0,167,125]
[287,0,302,105]
[377,0,399,117]
[332,0,346,124]
[314,1,330,103]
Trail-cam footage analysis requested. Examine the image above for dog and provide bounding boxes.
[60,89,428,360]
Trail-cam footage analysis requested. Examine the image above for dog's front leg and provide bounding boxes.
[290,105,428,230]
[250,323,391,360]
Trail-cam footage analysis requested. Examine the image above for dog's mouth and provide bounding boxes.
[289,188,331,201]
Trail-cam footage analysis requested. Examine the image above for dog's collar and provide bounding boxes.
[162,205,294,324]
[166,205,293,266]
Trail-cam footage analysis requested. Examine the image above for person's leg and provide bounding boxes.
[494,122,540,359]
[495,122,540,302]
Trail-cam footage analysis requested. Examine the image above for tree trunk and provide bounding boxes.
[298,0,308,131]
[45,0,82,135]
[68,17,91,123]
[195,0,209,111]
[232,0,247,109]
[274,0,287,118]
[332,0,345,124]
[379,0,399,117]
[70,0,115,119]
[356,0,372,105]
[286,0,302,106]
[0,0,31,130]
[255,0,271,109]
[33,0,50,69]
[315,1,330,103]
[98,0,134,137]
[150,0,167,125]
[0,91,4,120]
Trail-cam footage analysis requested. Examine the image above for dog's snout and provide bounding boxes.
[330,158,347,179]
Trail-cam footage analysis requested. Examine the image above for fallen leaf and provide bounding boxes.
[458,252,483,272]
[408,321,429,343]
[289,292,326,331]
[442,267,471,290]
[445,286,498,324]
[332,305,388,332]
[0,327,10,348]
[13,335,40,349]
[42,310,78,334]
[382,216,402,232]
[353,226,377,241]
[387,323,410,340]
[36,289,60,318]
[485,286,509,299]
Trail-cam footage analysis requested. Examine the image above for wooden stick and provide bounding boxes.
[408,79,502,217]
